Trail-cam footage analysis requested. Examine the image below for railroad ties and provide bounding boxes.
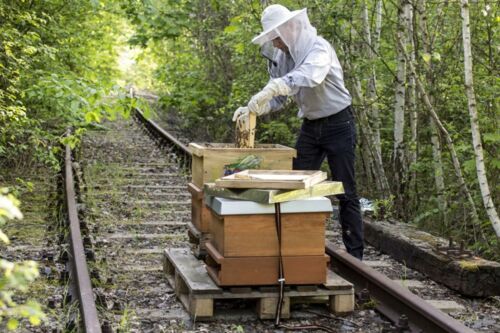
[78,118,192,330]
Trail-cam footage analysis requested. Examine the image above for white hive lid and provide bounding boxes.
[207,196,332,215]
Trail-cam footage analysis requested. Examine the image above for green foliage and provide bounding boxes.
[373,195,395,220]
[0,1,128,170]
[0,189,45,330]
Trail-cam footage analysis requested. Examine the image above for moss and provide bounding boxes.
[459,260,480,272]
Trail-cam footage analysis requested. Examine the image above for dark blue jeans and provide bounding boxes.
[293,106,364,260]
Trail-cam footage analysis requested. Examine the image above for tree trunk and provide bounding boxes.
[430,119,448,222]
[393,0,411,216]
[460,0,500,237]
[407,1,418,210]
[373,0,383,53]
[362,0,390,197]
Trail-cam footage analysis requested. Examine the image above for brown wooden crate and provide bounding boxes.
[205,242,329,286]
[188,182,211,233]
[209,211,327,257]
[189,143,296,188]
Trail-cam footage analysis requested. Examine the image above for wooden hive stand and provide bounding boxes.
[163,248,355,320]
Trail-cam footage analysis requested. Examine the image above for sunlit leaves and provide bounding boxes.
[422,53,431,64]
[0,192,44,328]
[1,1,127,168]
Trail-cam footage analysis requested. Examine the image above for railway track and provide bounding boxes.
[57,107,494,332]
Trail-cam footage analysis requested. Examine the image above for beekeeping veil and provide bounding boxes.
[252,4,317,71]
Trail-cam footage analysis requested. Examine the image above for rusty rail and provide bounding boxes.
[326,242,474,333]
[64,144,102,333]
[133,107,192,171]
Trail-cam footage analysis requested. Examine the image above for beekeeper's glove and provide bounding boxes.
[232,106,249,122]
[248,78,291,115]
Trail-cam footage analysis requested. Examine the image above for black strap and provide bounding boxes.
[274,203,285,327]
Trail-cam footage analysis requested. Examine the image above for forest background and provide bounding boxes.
[0,0,498,264]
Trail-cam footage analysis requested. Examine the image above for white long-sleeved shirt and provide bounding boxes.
[269,37,352,120]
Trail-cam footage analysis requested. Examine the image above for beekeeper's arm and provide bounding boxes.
[232,79,291,122]
[233,44,331,121]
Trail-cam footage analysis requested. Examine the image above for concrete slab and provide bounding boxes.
[364,218,500,296]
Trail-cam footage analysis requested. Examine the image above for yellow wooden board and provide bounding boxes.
[215,170,327,189]
[204,181,344,204]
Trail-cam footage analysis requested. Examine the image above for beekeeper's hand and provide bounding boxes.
[232,104,272,122]
[248,78,291,115]
[232,106,249,122]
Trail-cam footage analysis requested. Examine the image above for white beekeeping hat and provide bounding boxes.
[252,4,306,46]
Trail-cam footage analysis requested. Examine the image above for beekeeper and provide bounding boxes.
[233,4,364,260]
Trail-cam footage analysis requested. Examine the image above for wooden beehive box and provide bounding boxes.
[208,197,329,257]
[187,182,211,233]
[189,143,296,188]
[205,197,332,286]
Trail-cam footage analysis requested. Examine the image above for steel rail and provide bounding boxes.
[64,144,102,333]
[326,242,475,333]
[133,107,192,157]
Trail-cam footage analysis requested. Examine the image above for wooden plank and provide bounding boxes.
[188,184,212,232]
[210,212,326,257]
[191,155,205,190]
[202,286,352,300]
[187,182,203,200]
[164,248,222,295]
[329,293,355,314]
[296,285,318,292]
[256,297,290,319]
[229,287,253,294]
[208,214,225,258]
[188,143,206,157]
[205,242,329,286]
[205,242,224,264]
[205,181,344,204]
[189,296,213,318]
[215,170,327,190]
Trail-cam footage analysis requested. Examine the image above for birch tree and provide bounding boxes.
[362,0,390,196]
[460,0,500,237]
[406,1,418,205]
[393,0,411,215]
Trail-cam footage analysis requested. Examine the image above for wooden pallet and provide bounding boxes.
[163,248,355,320]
